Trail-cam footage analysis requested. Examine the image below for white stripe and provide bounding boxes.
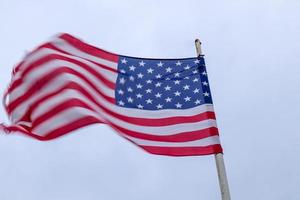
[31,105,218,148]
[32,107,105,136]
[31,92,216,136]
[16,121,32,127]
[10,48,117,102]
[51,37,118,70]
[10,75,70,123]
[123,135,220,147]
[10,72,214,124]
[16,48,117,83]
[9,59,115,103]
[9,71,115,123]
[30,86,213,123]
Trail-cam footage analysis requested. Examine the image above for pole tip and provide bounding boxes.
[195,39,201,44]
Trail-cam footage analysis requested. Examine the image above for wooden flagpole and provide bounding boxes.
[195,39,231,200]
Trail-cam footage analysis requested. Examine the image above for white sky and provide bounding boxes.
[1,0,300,199]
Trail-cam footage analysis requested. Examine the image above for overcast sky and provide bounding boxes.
[1,0,300,200]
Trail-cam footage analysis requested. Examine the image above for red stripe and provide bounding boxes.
[9,50,116,94]
[4,123,222,156]
[27,81,216,127]
[13,42,119,78]
[59,33,119,63]
[43,117,221,155]
[8,69,61,113]
[7,61,28,94]
[6,78,22,95]
[1,117,101,141]
[22,54,116,89]
[121,112,216,126]
[113,125,219,142]
[0,124,46,140]
[32,98,218,142]
[2,116,221,155]
[13,43,63,75]
[13,60,25,76]
[40,116,101,140]
[141,144,223,156]
[40,43,119,73]
[32,98,95,128]
[30,96,218,142]
[7,67,115,114]
[39,43,69,54]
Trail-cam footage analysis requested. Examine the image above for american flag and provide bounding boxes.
[1,33,222,156]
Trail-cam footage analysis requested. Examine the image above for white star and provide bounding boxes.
[119,77,126,84]
[137,104,144,109]
[193,88,200,94]
[156,104,163,109]
[174,72,180,77]
[118,100,124,106]
[175,103,182,108]
[202,81,208,86]
[155,93,162,98]
[155,74,162,79]
[194,59,200,64]
[184,65,190,70]
[194,99,201,105]
[146,79,152,84]
[139,60,145,66]
[146,99,153,104]
[184,96,191,102]
[120,69,126,74]
[202,71,207,76]
[121,58,127,64]
[129,76,135,81]
[137,73,144,78]
[183,84,190,90]
[192,69,198,74]
[136,93,143,98]
[203,92,210,97]
[157,61,164,67]
[184,77,190,79]
[193,78,199,82]
[164,85,171,91]
[127,87,133,92]
[147,68,154,73]
[166,77,170,80]
[175,61,182,66]
[127,97,134,103]
[174,91,181,96]
[129,65,136,71]
[118,89,124,95]
[155,82,162,87]
[136,83,143,89]
[146,89,152,93]
[174,80,181,85]
[165,97,172,102]
[166,67,172,73]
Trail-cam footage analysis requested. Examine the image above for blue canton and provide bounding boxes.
[115,56,212,110]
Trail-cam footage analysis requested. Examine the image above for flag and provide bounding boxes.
[1,33,222,156]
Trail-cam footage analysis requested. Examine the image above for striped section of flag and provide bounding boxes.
[1,33,222,156]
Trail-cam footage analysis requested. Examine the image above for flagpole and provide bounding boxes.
[195,39,231,200]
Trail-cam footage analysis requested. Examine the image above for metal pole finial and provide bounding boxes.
[194,39,203,56]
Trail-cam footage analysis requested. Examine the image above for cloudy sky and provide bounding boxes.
[1,0,300,199]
